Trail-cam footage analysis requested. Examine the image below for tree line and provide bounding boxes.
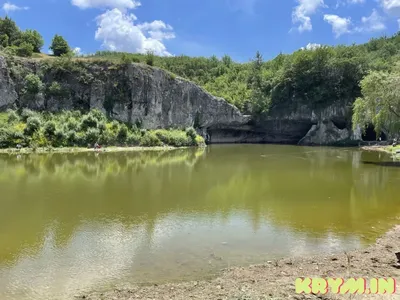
[0,16,71,57]
[0,16,399,137]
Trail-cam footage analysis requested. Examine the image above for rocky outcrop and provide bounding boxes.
[208,103,362,145]
[0,56,250,132]
[0,56,18,110]
[0,55,362,146]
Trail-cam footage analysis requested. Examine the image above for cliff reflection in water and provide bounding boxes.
[0,145,399,300]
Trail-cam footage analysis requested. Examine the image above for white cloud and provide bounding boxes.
[73,47,83,56]
[292,0,326,32]
[356,9,386,32]
[71,0,140,10]
[2,2,29,13]
[380,0,400,16]
[335,0,364,9]
[95,8,174,56]
[301,43,322,50]
[323,14,351,37]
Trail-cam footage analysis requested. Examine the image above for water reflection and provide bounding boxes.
[0,145,399,300]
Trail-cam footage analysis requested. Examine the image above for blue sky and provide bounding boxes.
[2,0,400,62]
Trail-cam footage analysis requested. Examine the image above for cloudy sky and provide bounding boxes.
[1,0,400,61]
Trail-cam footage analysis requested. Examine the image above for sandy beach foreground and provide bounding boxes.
[80,226,400,300]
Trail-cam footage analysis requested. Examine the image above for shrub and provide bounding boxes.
[46,81,64,98]
[0,127,12,148]
[7,109,19,124]
[44,121,56,138]
[88,109,107,123]
[155,129,193,147]
[85,128,100,145]
[21,108,36,121]
[16,42,34,57]
[145,50,155,66]
[195,135,205,146]
[98,121,106,133]
[24,73,42,94]
[65,117,79,131]
[186,127,197,140]
[80,114,98,131]
[110,120,120,131]
[24,116,41,136]
[121,54,131,65]
[140,131,162,147]
[126,133,140,146]
[53,129,66,147]
[66,130,77,146]
[31,131,48,147]
[117,124,128,143]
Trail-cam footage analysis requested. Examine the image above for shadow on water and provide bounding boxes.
[362,161,400,167]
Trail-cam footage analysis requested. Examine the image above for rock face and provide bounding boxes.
[208,103,362,145]
[0,56,249,132]
[0,55,362,145]
[0,57,18,110]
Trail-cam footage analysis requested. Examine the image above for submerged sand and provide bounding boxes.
[81,226,400,300]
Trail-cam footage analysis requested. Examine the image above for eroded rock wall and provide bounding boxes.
[0,55,362,145]
[0,56,250,132]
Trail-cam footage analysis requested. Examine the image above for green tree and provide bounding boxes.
[0,16,21,46]
[0,34,8,48]
[18,30,44,52]
[50,34,70,57]
[16,42,33,57]
[248,51,269,114]
[353,69,400,137]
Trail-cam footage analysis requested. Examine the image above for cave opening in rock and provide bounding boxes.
[362,124,387,141]
[331,119,347,130]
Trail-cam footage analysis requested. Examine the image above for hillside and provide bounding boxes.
[1,16,400,145]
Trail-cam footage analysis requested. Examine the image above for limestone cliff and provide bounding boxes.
[0,55,249,132]
[208,103,362,145]
[0,55,362,145]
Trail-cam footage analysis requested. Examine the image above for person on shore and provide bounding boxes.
[94,142,101,151]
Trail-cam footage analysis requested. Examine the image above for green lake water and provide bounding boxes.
[0,145,399,299]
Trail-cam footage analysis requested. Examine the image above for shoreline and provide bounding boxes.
[0,145,203,154]
[1,144,398,155]
[82,226,400,300]
[361,145,400,154]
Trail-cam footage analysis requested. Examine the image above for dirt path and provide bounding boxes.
[81,226,400,300]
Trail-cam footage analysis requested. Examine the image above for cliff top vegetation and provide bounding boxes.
[1,16,399,136]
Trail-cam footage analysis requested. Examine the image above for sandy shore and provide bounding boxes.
[80,226,400,300]
[0,145,200,154]
[361,145,400,154]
